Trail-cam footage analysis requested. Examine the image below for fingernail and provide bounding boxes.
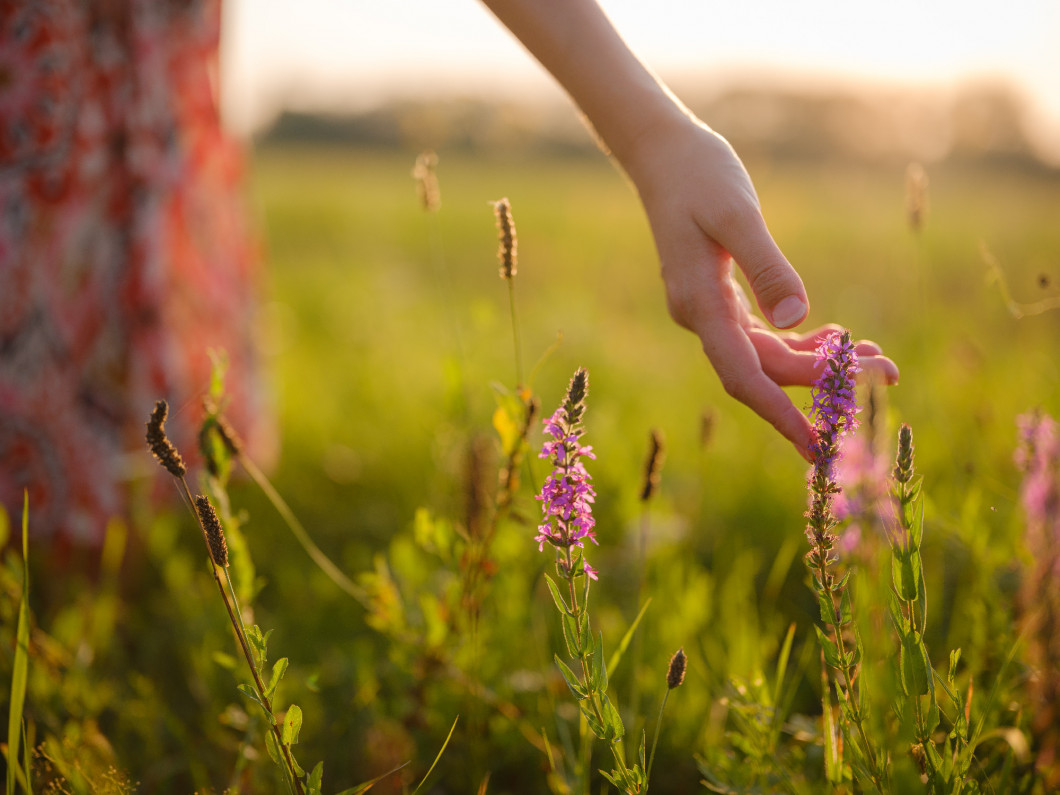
[771,296,807,328]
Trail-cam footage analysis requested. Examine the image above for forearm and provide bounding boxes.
[480,0,694,176]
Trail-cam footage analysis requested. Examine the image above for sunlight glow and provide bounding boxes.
[221,0,1060,157]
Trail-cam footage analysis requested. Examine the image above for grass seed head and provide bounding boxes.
[195,494,229,568]
[493,197,517,279]
[667,648,687,689]
[146,400,187,478]
[641,428,665,501]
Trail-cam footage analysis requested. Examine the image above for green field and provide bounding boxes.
[4,144,1059,793]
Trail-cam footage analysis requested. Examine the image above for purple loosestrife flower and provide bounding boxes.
[1016,411,1060,577]
[805,330,861,566]
[808,331,862,474]
[536,368,598,580]
[833,432,891,554]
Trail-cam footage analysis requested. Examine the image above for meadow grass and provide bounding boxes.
[1,143,1058,792]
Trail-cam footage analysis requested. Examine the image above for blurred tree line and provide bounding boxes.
[256,78,1054,170]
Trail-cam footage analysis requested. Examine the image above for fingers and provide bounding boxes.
[750,328,900,387]
[694,314,815,458]
[780,325,885,357]
[704,200,808,330]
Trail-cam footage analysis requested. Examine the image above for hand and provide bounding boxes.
[624,115,899,458]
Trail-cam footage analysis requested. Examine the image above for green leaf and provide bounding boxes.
[237,683,272,720]
[599,770,621,789]
[555,655,588,701]
[888,589,910,635]
[815,625,841,669]
[543,573,572,616]
[592,632,608,692]
[265,729,282,766]
[838,588,854,627]
[307,761,324,794]
[909,490,926,548]
[948,648,962,683]
[562,612,582,657]
[915,564,928,633]
[900,632,931,696]
[268,657,289,698]
[891,547,921,602]
[817,590,837,627]
[581,704,606,739]
[926,698,941,734]
[600,694,625,741]
[7,493,30,795]
[246,624,272,670]
[283,704,303,745]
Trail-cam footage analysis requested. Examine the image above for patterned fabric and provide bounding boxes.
[0,0,270,544]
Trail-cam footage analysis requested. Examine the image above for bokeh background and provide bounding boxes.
[4,2,1060,792]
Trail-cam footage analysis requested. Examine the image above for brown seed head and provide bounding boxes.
[195,494,229,567]
[493,198,517,279]
[667,648,687,689]
[640,428,665,502]
[146,400,187,478]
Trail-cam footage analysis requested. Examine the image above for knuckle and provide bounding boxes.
[747,263,793,300]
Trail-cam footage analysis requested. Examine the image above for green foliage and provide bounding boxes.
[2,148,1058,792]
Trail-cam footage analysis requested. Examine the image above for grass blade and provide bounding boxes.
[410,714,459,795]
[6,492,30,795]
[606,597,651,677]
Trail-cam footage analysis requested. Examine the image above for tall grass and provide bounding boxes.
[1,146,1058,792]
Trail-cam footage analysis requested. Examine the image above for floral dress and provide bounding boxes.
[0,0,270,545]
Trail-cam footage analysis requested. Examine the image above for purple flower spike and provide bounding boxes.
[536,369,598,578]
[808,331,862,476]
[805,330,861,563]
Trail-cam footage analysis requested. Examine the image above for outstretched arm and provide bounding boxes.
[480,0,898,457]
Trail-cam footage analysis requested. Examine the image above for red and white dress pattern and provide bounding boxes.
[0,0,270,544]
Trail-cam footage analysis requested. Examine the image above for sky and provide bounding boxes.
[220,0,1060,156]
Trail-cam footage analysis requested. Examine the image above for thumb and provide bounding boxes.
[718,207,808,329]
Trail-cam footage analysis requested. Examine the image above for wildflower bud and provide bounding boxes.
[640,428,665,501]
[493,197,517,280]
[667,648,687,690]
[146,400,187,478]
[563,368,589,428]
[893,424,915,484]
[412,151,440,213]
[195,494,229,567]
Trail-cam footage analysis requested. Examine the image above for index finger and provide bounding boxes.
[696,311,815,459]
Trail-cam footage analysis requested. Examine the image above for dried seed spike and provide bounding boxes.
[493,197,517,280]
[667,648,687,690]
[640,428,665,502]
[195,494,229,567]
[146,400,187,478]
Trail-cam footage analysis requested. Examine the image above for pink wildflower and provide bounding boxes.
[536,368,598,579]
